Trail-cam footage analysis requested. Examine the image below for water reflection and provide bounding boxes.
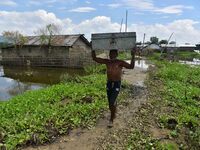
[126,59,149,70]
[179,58,200,66]
[0,66,85,101]
[0,77,44,100]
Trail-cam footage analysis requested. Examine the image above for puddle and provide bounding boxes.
[126,59,149,70]
[179,58,200,66]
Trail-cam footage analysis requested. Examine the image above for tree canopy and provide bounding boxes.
[196,43,200,50]
[2,31,27,48]
[150,36,159,44]
[35,24,60,46]
[159,40,168,45]
[169,41,176,45]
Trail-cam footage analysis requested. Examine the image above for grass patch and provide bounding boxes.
[175,51,200,60]
[125,59,200,149]
[126,129,157,150]
[149,51,200,61]
[0,65,117,149]
[118,51,132,60]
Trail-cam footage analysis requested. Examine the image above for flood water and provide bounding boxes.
[126,59,149,70]
[179,58,200,66]
[0,66,85,101]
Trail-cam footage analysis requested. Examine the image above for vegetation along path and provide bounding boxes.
[24,59,150,150]
[1,56,199,149]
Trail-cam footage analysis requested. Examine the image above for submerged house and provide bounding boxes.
[1,34,93,68]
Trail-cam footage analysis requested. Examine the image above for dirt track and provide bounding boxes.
[24,61,149,150]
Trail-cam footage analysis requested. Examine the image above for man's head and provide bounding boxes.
[109,49,118,59]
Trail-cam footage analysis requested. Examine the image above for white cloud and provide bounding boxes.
[29,0,41,5]
[45,0,57,3]
[155,5,194,14]
[108,0,193,15]
[122,0,154,10]
[69,7,96,12]
[28,0,77,5]
[0,10,64,35]
[0,10,199,44]
[71,16,120,35]
[85,1,91,4]
[0,0,17,7]
[107,3,121,8]
[129,19,200,44]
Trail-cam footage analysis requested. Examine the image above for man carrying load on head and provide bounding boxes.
[92,49,135,127]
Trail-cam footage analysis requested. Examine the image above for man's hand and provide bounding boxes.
[91,50,109,64]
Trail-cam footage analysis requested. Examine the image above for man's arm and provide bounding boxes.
[92,50,109,64]
[120,48,135,69]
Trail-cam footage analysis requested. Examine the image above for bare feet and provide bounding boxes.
[107,120,113,128]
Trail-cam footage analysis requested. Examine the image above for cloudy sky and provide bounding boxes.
[0,0,200,44]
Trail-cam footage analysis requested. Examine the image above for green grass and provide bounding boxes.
[0,65,111,149]
[157,62,200,142]
[154,61,200,148]
[126,129,156,150]
[175,51,200,60]
[118,51,132,60]
[149,51,200,60]
[126,60,200,149]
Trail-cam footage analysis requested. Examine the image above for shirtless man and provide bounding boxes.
[92,49,135,127]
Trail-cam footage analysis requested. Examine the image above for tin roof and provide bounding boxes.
[23,34,91,47]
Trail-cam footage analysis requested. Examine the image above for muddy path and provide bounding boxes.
[24,60,149,150]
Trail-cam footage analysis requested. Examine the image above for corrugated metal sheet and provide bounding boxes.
[23,34,86,46]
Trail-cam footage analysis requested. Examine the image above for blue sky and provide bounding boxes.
[0,0,200,44]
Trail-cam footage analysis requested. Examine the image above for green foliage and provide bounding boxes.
[150,36,159,44]
[149,51,200,61]
[157,142,179,150]
[175,51,200,60]
[196,44,200,50]
[84,65,106,74]
[0,42,9,48]
[154,61,200,148]
[126,129,156,150]
[0,69,108,149]
[170,130,178,138]
[159,40,168,45]
[126,60,199,149]
[118,51,132,60]
[36,24,60,46]
[2,31,27,48]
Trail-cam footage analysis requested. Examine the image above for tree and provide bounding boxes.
[169,41,176,45]
[145,41,151,45]
[159,40,168,45]
[35,24,60,46]
[136,42,142,45]
[2,31,27,48]
[150,36,159,44]
[196,43,200,50]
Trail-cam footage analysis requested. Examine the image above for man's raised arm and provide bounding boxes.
[120,48,135,69]
[92,50,109,64]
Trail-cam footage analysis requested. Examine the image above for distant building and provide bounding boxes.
[146,44,161,50]
[178,44,196,51]
[1,34,93,68]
